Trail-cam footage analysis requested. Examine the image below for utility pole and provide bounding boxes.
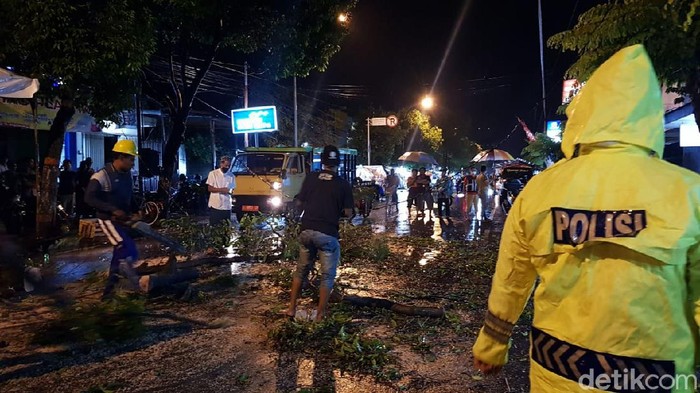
[135,92,144,193]
[294,76,298,147]
[366,118,371,165]
[538,0,546,132]
[210,119,216,169]
[244,61,249,148]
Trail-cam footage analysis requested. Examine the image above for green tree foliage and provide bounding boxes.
[144,0,357,179]
[0,0,356,237]
[366,123,410,165]
[269,107,351,147]
[405,109,444,153]
[0,0,155,237]
[442,128,481,169]
[265,1,358,78]
[0,0,155,121]
[548,0,700,123]
[521,133,562,167]
[347,109,409,165]
[184,133,213,163]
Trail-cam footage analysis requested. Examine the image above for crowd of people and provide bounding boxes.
[380,164,505,221]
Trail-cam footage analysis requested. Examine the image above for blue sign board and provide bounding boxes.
[231,106,278,134]
[546,120,562,132]
[546,120,563,142]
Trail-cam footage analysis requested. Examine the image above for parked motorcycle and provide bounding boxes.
[0,173,25,235]
[500,178,524,215]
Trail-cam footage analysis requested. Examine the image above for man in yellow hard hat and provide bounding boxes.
[472,45,700,392]
[84,139,143,299]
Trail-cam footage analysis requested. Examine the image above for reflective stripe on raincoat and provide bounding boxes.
[473,45,700,392]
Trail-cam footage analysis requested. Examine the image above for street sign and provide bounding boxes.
[231,105,278,134]
[369,117,387,126]
[386,115,398,128]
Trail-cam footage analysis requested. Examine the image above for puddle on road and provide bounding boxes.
[230,261,245,275]
[418,249,441,267]
[364,194,502,242]
[51,250,112,286]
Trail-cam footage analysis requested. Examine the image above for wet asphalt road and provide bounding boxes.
[40,189,505,286]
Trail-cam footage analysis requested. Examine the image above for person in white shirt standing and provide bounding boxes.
[206,155,236,226]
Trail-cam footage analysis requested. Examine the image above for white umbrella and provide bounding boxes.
[397,151,439,166]
[472,148,514,162]
[0,68,39,98]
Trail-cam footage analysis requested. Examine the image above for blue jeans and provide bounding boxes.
[98,219,140,296]
[294,229,340,289]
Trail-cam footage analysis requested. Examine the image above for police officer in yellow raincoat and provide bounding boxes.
[472,45,700,392]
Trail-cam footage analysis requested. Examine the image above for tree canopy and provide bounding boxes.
[404,109,444,154]
[142,0,357,177]
[0,0,155,121]
[548,0,700,122]
[0,0,357,178]
[520,133,562,167]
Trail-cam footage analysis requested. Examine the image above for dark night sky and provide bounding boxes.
[302,0,605,157]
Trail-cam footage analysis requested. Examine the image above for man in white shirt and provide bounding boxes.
[206,155,236,225]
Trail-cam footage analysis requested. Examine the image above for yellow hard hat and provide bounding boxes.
[112,139,138,156]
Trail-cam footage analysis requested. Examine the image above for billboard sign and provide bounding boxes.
[562,79,583,104]
[231,105,278,134]
[546,120,563,142]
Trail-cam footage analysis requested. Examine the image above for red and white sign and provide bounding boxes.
[386,115,398,128]
[562,79,582,104]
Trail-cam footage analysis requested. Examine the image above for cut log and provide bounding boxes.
[341,294,444,318]
[140,269,199,293]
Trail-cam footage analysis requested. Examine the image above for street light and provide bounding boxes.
[337,13,349,24]
[421,95,434,110]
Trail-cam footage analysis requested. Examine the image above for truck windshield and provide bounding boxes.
[232,153,285,175]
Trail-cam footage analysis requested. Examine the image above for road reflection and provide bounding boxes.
[368,192,502,242]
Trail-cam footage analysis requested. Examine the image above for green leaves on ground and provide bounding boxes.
[35,295,145,344]
[160,217,233,253]
[339,224,390,263]
[270,307,397,380]
[235,215,281,260]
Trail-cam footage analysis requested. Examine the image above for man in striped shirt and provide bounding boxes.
[84,139,143,299]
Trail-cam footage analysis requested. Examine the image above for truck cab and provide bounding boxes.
[231,146,358,220]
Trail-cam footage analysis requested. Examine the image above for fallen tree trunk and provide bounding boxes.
[140,269,199,293]
[136,253,284,275]
[341,294,444,318]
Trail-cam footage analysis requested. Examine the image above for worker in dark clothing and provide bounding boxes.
[285,145,354,322]
[84,140,143,299]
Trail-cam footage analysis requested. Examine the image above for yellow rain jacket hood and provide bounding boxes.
[561,45,665,159]
[473,44,700,393]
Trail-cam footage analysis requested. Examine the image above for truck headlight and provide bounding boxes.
[272,181,282,191]
[268,196,282,207]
